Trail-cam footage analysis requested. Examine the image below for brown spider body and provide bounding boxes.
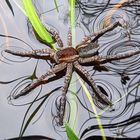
[5,21,140,125]
[56,47,79,63]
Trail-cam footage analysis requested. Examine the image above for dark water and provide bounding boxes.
[0,0,140,140]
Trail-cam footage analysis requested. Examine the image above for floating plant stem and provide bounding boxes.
[78,75,107,140]
[68,0,77,130]
[53,0,59,12]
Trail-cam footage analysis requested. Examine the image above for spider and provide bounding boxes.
[5,21,140,125]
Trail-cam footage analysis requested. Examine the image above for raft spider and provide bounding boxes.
[5,21,140,125]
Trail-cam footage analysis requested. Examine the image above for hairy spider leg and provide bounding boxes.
[4,48,58,61]
[67,27,72,47]
[5,48,55,57]
[74,61,112,106]
[76,21,121,50]
[100,49,140,63]
[47,27,64,48]
[90,21,122,42]
[13,63,67,99]
[78,49,140,64]
[58,63,73,125]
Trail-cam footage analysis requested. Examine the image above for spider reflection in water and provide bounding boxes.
[5,21,140,125]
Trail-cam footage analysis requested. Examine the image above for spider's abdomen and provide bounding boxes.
[57,47,79,62]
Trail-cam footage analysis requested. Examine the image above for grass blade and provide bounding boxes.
[53,0,59,12]
[22,0,56,49]
[65,122,79,140]
[77,75,107,140]
[68,0,77,129]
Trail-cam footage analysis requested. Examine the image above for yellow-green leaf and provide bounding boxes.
[65,122,79,140]
[22,0,56,49]
[68,0,77,130]
[77,75,107,140]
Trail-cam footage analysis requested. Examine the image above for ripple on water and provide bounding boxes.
[103,40,140,74]
[92,9,129,37]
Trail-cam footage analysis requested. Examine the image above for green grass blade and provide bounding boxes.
[77,75,107,140]
[65,122,79,140]
[68,0,77,129]
[53,0,59,12]
[22,0,56,49]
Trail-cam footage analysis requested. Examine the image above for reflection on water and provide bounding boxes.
[76,0,140,139]
[0,0,140,139]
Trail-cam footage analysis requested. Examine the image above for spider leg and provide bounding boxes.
[91,21,122,42]
[5,48,56,60]
[58,63,73,125]
[13,62,67,99]
[78,49,140,64]
[99,49,140,64]
[67,27,72,47]
[76,21,121,49]
[74,61,112,106]
[47,27,63,48]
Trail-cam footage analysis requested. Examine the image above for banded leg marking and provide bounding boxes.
[76,21,121,50]
[100,49,140,63]
[5,48,55,57]
[14,63,67,99]
[67,27,72,47]
[78,49,140,64]
[58,63,73,125]
[47,27,63,48]
[74,61,112,105]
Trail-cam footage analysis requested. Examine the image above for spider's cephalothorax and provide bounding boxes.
[5,21,140,125]
[56,47,79,63]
